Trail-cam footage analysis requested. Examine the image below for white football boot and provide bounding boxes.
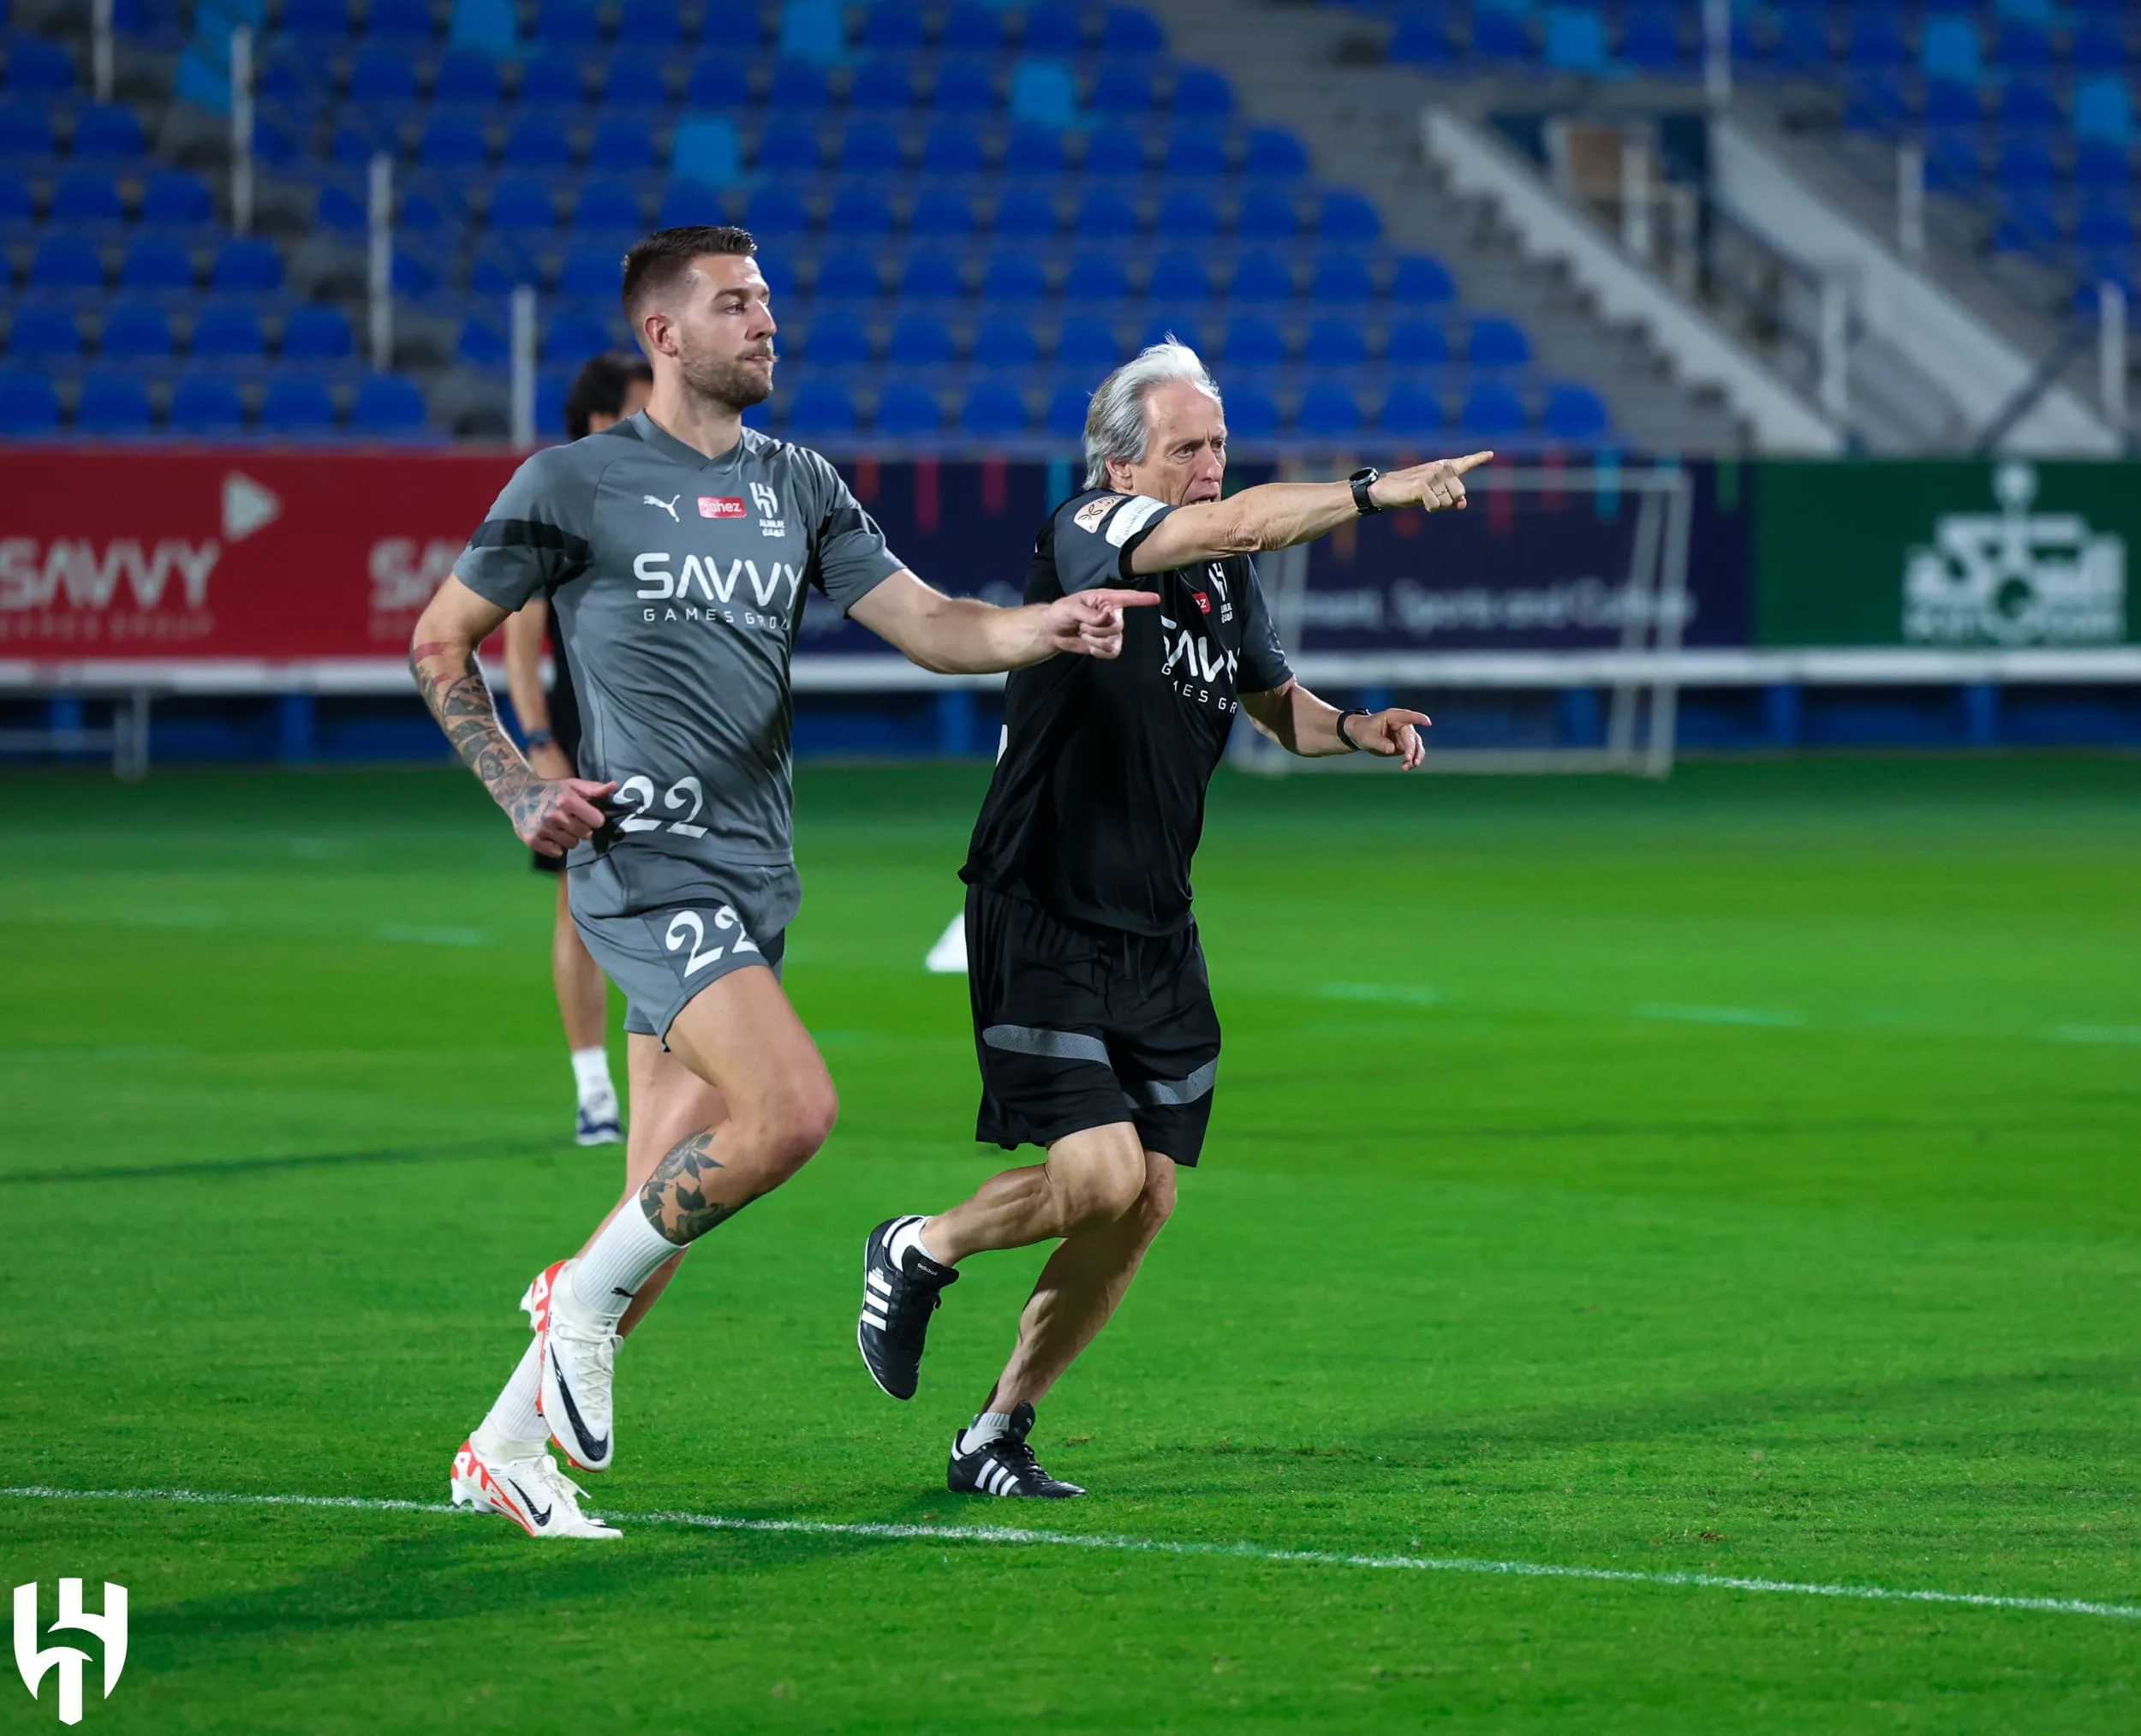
[450,1438,620,1540]
[529,1258,618,1474]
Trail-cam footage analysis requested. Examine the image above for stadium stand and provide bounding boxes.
[0,0,1617,445]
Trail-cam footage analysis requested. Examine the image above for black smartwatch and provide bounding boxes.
[1348,468,1384,516]
[1334,707,1372,752]
[525,729,555,751]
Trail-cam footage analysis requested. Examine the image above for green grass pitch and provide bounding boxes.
[3,754,2138,1733]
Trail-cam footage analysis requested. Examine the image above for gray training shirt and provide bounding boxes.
[455,412,906,871]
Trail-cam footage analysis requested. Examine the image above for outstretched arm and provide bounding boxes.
[847,569,1160,674]
[1126,451,1494,575]
[410,575,616,856]
[1241,680,1429,770]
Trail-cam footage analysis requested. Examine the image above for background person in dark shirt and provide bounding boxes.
[857,341,1490,1498]
[502,352,653,1147]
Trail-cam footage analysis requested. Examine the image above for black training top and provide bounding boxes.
[962,488,1294,937]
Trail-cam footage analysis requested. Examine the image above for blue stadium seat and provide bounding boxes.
[1542,382,1608,440]
[1057,315,1121,369]
[101,302,175,358]
[434,46,504,103]
[993,188,1059,237]
[2076,198,2135,254]
[1100,5,1165,53]
[603,53,669,104]
[1226,384,1278,438]
[118,236,194,290]
[587,116,654,171]
[1065,253,1131,300]
[1091,64,1154,116]
[972,315,1040,367]
[933,57,998,114]
[1474,3,1534,61]
[1926,130,1983,194]
[371,0,439,38]
[1620,4,1685,70]
[1376,382,1445,435]
[456,313,506,364]
[742,184,813,234]
[850,57,915,110]
[1302,317,1366,367]
[1387,318,1452,365]
[874,383,941,434]
[1389,8,1454,66]
[350,45,419,103]
[1459,381,1528,436]
[504,112,573,168]
[1084,130,1148,176]
[818,249,884,297]
[1148,251,1211,299]
[1006,56,1075,129]
[1222,315,1285,366]
[1021,11,1085,56]
[942,1,1009,51]
[1843,73,1909,134]
[757,118,825,172]
[72,103,148,160]
[767,57,832,109]
[1295,382,1362,438]
[909,188,976,237]
[488,177,557,231]
[1925,80,1980,129]
[1139,313,1202,355]
[1992,189,2058,254]
[859,3,925,51]
[0,179,27,222]
[704,0,770,43]
[778,0,847,65]
[960,381,1028,435]
[191,303,265,357]
[2075,140,2132,192]
[9,305,83,357]
[0,99,57,157]
[352,373,428,436]
[2000,80,2061,129]
[981,251,1047,301]
[1171,66,1232,118]
[786,379,856,433]
[1311,254,1375,302]
[1228,253,1293,302]
[545,307,613,359]
[2072,21,2124,73]
[1164,127,1227,178]
[840,119,904,172]
[2074,77,2133,145]
[1243,124,1309,181]
[921,121,986,174]
[1240,187,1299,237]
[1316,191,1382,244]
[828,185,893,233]
[571,180,641,230]
[76,370,152,434]
[168,373,248,434]
[6,37,75,95]
[1467,316,1531,367]
[890,311,956,363]
[283,304,355,361]
[1074,188,1141,239]
[140,169,214,226]
[672,115,742,186]
[533,0,601,44]
[1157,189,1220,239]
[617,0,684,45]
[897,252,962,298]
[518,50,586,104]
[51,169,126,224]
[1995,17,2050,72]
[419,112,491,167]
[1921,17,1980,85]
[1846,13,1907,69]
[212,238,283,293]
[685,57,751,107]
[1543,5,1613,77]
[31,235,109,291]
[1045,381,1090,437]
[0,369,61,433]
[1003,123,1066,176]
[558,241,623,296]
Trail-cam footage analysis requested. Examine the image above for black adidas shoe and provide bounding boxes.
[858,1215,958,1400]
[948,1402,1085,1499]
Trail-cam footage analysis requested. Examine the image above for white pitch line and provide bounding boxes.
[5,1484,2137,1624]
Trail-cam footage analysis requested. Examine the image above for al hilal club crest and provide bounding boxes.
[1903,461,2126,647]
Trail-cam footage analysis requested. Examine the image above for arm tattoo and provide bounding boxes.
[639,1129,745,1245]
[409,641,554,838]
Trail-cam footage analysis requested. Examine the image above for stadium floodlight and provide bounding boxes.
[1229,464,1694,779]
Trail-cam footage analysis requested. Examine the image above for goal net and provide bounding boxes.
[1229,465,1695,777]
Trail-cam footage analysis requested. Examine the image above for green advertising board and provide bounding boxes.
[1755,459,2136,647]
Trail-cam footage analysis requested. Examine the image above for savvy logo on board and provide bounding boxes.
[13,1580,127,1726]
[1904,462,2126,647]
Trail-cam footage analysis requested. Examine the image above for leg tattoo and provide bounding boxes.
[639,1129,742,1244]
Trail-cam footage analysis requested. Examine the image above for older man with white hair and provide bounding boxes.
[856,341,1490,1499]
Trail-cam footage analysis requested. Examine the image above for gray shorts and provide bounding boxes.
[568,848,799,1041]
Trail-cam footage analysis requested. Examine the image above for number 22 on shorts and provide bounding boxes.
[665,905,760,975]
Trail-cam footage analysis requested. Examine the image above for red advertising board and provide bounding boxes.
[0,447,520,662]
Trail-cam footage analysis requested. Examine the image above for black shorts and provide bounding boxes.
[530,638,583,878]
[965,882,1221,1166]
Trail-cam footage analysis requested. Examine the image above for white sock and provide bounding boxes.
[474,1337,546,1458]
[889,1217,942,1269]
[957,1411,1015,1457]
[567,1208,682,1330]
[570,1045,617,1111]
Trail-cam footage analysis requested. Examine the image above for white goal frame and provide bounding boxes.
[1228,465,1695,779]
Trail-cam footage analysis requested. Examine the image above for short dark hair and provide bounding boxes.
[562,352,653,440]
[619,224,758,331]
